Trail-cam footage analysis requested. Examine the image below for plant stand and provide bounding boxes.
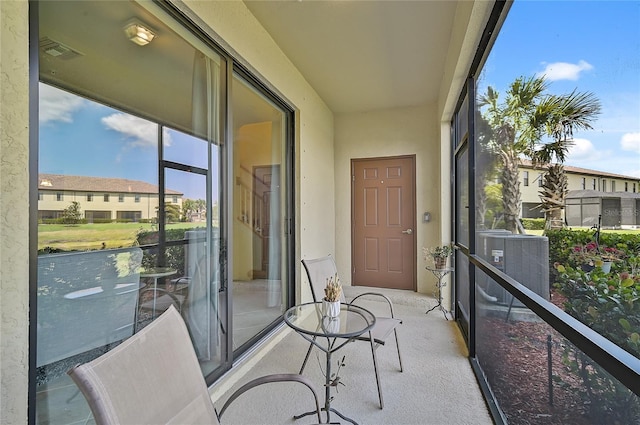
[425,266,454,320]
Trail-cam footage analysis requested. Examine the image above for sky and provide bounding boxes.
[40,0,640,196]
[479,0,640,178]
[39,84,216,200]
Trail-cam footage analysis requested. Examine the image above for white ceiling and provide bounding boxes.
[244,0,459,114]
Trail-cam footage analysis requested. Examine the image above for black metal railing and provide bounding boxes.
[470,254,640,396]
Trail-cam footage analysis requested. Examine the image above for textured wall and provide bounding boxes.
[334,105,441,295]
[1,0,31,423]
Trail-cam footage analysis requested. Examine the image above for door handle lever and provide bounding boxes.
[402,229,413,235]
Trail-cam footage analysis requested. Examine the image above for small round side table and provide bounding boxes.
[425,266,454,320]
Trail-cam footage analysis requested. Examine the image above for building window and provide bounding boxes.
[582,177,586,190]
[172,195,178,203]
[119,194,124,202]
[625,182,628,192]
[523,171,529,186]
[87,194,93,202]
[134,194,140,203]
[592,178,597,190]
[602,179,607,192]
[611,181,616,192]
[537,173,543,187]
[56,193,63,201]
[104,194,109,202]
[38,192,44,201]
[634,183,637,193]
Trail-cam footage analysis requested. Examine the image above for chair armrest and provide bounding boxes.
[170,276,191,285]
[217,373,322,423]
[349,292,398,319]
[138,288,184,309]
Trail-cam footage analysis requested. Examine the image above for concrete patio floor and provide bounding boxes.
[212,286,493,425]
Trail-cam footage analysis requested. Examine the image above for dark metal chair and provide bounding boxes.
[301,255,404,409]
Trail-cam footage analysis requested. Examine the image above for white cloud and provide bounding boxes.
[566,138,598,160]
[620,132,640,154]
[39,84,85,124]
[101,114,172,148]
[565,138,639,178]
[536,60,593,81]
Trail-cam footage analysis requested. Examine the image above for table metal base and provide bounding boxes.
[294,407,355,424]
[425,302,450,320]
[425,266,453,320]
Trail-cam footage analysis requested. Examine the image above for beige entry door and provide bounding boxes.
[352,156,416,290]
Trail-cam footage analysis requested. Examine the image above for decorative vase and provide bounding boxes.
[322,299,341,318]
[434,257,448,269]
[600,261,612,274]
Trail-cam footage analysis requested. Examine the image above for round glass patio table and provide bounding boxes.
[283,302,375,425]
[284,301,375,338]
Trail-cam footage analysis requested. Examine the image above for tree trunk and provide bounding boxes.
[476,177,488,230]
[501,151,521,233]
[539,164,567,231]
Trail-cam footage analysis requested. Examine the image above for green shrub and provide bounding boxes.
[547,229,640,266]
[135,227,207,275]
[91,218,114,224]
[554,263,640,355]
[521,218,545,230]
[554,261,640,423]
[41,217,89,225]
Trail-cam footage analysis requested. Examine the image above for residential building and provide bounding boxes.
[1,1,637,424]
[38,174,184,222]
[519,161,640,226]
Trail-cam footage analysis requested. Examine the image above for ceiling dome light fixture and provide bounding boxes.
[123,19,156,46]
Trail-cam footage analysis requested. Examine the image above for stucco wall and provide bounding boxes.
[334,105,442,295]
[1,0,30,423]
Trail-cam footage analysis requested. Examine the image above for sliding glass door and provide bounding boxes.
[35,1,295,422]
[230,72,291,352]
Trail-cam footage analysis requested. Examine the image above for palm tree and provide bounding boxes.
[479,76,549,232]
[474,107,497,229]
[479,76,601,233]
[528,91,601,230]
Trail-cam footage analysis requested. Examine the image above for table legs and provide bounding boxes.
[293,339,359,425]
[151,278,158,319]
[425,278,450,320]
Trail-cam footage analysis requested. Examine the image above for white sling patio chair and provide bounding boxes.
[301,255,404,409]
[68,305,321,425]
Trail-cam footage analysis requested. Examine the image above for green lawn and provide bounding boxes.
[38,222,202,251]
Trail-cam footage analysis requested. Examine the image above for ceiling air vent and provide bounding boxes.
[39,37,84,60]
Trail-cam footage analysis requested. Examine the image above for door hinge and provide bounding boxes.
[352,175,355,182]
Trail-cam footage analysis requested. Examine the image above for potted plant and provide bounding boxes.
[568,242,600,271]
[322,274,342,318]
[423,243,453,269]
[599,246,626,273]
[569,242,625,273]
